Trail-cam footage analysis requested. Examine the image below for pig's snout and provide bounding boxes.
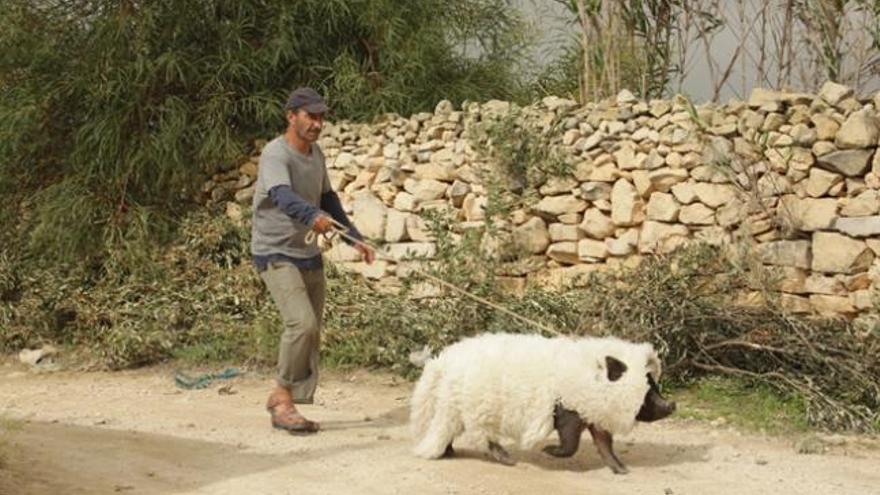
[635,375,676,422]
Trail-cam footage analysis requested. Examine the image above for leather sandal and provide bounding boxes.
[266,396,320,434]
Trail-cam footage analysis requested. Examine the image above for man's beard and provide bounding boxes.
[300,127,321,141]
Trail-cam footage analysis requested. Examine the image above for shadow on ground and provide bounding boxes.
[448,439,710,474]
[0,420,387,495]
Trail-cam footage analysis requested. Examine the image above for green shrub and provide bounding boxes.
[0,0,529,266]
[469,106,574,218]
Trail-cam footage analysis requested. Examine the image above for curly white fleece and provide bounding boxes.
[410,332,661,459]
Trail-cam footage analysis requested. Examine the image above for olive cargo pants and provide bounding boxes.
[260,262,325,404]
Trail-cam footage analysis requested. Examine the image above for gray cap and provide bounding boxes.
[285,87,329,113]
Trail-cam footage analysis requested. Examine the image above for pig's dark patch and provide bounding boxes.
[605,356,628,382]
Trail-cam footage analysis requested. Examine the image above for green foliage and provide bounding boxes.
[322,211,506,377]
[470,107,574,217]
[0,0,529,264]
[274,210,577,377]
[529,44,583,101]
[0,210,269,369]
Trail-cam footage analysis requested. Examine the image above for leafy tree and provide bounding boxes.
[0,0,528,265]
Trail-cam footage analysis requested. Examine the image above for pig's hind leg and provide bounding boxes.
[413,410,462,459]
[587,423,629,474]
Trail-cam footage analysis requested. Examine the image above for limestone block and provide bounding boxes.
[812,232,874,274]
[758,240,811,268]
[546,242,580,265]
[638,221,690,254]
[611,179,645,226]
[513,217,551,254]
[646,192,680,222]
[534,195,587,218]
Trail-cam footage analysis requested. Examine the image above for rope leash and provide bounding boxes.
[307,218,562,336]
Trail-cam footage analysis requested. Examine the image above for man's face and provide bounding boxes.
[288,109,324,143]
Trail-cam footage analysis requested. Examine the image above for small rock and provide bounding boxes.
[617,89,638,104]
[819,81,853,105]
[795,435,828,455]
[217,385,237,395]
[18,345,58,367]
[225,202,243,222]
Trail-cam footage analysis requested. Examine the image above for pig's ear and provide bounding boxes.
[605,356,627,382]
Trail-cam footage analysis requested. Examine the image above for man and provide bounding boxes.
[251,86,375,434]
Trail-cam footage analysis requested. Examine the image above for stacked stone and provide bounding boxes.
[207,82,880,316]
[746,83,880,315]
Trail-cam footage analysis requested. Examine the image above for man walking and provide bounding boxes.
[251,87,375,433]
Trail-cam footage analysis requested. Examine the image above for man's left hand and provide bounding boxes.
[354,241,376,264]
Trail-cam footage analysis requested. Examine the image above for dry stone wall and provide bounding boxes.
[208,82,880,317]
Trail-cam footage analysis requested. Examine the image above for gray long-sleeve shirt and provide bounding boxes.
[250,136,360,271]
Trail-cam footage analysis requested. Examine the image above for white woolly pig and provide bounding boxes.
[410,332,675,473]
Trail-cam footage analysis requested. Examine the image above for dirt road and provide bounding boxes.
[1,359,878,495]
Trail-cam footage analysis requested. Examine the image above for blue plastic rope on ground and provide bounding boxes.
[174,367,241,389]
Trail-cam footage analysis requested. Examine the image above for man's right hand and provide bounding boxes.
[311,214,332,233]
